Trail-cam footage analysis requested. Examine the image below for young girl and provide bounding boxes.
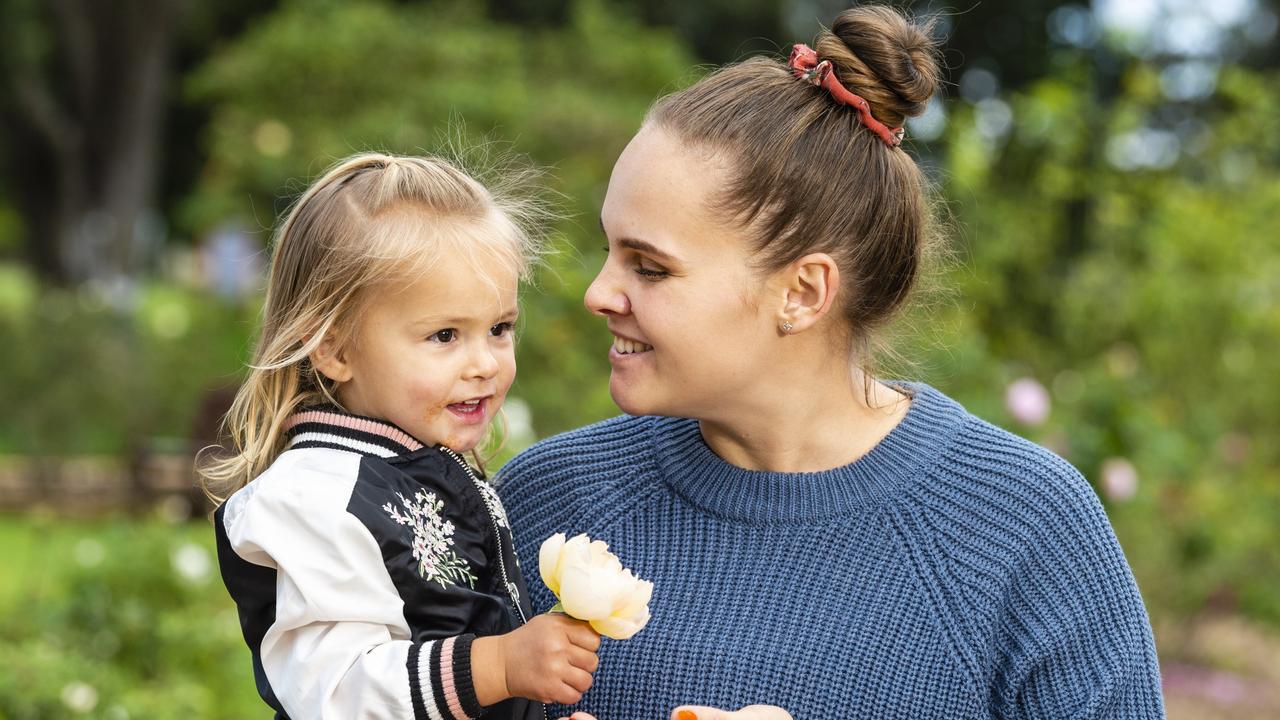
[202,153,600,720]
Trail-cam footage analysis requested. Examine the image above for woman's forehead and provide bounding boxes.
[603,126,740,256]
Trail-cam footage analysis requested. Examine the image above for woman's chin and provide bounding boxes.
[609,378,659,417]
[611,380,694,419]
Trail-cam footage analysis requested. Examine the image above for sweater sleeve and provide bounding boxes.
[897,419,1167,720]
[989,469,1166,720]
[218,452,485,720]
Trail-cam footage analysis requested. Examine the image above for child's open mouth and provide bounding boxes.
[446,397,488,424]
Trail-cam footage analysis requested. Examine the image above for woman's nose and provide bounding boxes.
[584,263,630,317]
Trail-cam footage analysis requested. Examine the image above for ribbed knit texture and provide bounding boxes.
[497,384,1166,719]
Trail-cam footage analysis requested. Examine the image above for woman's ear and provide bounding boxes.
[309,333,354,383]
[776,252,840,334]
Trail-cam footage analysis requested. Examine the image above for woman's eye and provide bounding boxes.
[635,264,669,280]
[430,329,456,343]
[490,322,514,337]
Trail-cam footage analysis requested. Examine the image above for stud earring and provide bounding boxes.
[781,321,794,333]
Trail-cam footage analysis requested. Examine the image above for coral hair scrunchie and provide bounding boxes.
[788,43,906,148]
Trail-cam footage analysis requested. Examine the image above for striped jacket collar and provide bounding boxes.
[283,407,425,458]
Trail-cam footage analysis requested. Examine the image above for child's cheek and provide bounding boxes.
[417,394,449,424]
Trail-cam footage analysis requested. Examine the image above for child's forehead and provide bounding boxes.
[373,253,519,317]
[369,206,525,275]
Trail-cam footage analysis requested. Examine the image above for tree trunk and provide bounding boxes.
[2,0,187,285]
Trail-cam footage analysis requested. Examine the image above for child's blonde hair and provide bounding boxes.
[199,151,547,503]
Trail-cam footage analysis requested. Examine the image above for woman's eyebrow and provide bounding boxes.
[620,237,678,263]
[599,217,679,263]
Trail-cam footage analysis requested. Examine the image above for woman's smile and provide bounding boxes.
[610,333,654,356]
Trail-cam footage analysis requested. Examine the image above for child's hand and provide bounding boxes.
[505,613,601,704]
[474,613,601,706]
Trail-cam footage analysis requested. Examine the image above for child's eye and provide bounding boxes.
[430,329,456,343]
[490,322,514,337]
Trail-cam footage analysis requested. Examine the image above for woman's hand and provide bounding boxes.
[670,706,794,720]
[555,705,794,720]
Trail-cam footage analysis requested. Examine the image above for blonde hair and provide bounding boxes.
[198,151,547,503]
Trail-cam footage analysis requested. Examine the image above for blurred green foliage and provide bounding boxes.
[913,59,1280,625]
[0,275,255,455]
[0,0,1277,714]
[0,517,259,719]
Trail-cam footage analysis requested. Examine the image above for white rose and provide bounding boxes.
[538,532,653,640]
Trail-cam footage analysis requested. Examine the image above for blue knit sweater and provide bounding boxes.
[497,384,1165,719]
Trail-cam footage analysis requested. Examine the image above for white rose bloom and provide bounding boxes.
[539,532,653,640]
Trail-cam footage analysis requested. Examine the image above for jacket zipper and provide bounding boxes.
[440,447,550,720]
[438,446,529,625]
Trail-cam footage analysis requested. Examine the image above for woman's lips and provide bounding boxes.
[446,397,489,424]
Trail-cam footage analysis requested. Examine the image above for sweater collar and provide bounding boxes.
[283,407,425,458]
[650,382,966,524]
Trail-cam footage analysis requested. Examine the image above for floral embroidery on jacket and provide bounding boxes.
[383,490,476,589]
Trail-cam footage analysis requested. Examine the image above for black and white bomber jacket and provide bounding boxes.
[214,408,542,720]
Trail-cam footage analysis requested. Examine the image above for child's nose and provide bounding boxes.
[467,342,501,379]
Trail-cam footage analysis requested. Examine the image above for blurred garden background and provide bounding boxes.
[0,0,1277,717]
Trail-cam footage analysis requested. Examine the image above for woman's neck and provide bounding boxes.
[697,370,910,473]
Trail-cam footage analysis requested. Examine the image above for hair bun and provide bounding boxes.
[814,5,941,126]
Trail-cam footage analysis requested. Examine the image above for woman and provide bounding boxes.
[498,5,1166,720]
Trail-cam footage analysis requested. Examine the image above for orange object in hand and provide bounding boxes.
[676,711,698,720]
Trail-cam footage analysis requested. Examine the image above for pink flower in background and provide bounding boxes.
[1101,458,1139,502]
[1005,377,1051,426]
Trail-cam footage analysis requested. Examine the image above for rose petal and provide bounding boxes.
[558,565,616,620]
[591,605,651,640]
[616,578,653,619]
[539,533,566,596]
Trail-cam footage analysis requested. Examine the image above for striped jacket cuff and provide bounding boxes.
[408,635,483,720]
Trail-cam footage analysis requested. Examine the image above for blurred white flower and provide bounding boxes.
[61,682,98,713]
[171,542,212,584]
[1005,377,1051,426]
[504,396,536,449]
[540,533,653,640]
[1101,458,1140,502]
[74,539,106,568]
